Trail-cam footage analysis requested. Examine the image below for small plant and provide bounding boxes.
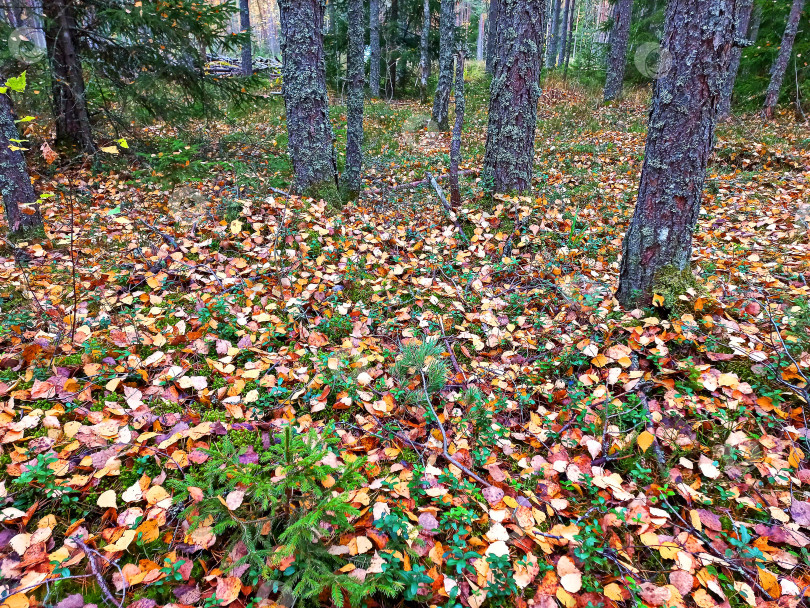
[391,337,448,405]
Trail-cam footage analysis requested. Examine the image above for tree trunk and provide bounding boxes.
[486,0,499,73]
[267,0,281,57]
[369,0,381,97]
[616,0,737,308]
[0,90,43,235]
[718,0,753,118]
[477,12,485,61]
[449,49,465,207]
[240,0,253,76]
[419,0,430,102]
[563,0,577,76]
[278,0,337,196]
[762,0,806,119]
[431,0,455,130]
[43,0,95,153]
[342,0,364,198]
[557,0,571,66]
[603,0,633,101]
[386,0,399,99]
[545,0,560,67]
[482,0,544,194]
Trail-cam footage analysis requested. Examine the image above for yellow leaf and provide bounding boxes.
[97,490,117,509]
[502,495,518,508]
[637,430,655,452]
[604,583,624,601]
[652,294,665,307]
[757,566,779,598]
[788,447,804,469]
[591,354,610,367]
[1,593,29,608]
[100,145,119,154]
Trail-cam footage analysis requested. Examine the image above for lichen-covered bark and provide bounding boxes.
[341,0,364,198]
[486,0,499,73]
[603,0,633,101]
[449,49,465,207]
[43,0,96,153]
[240,0,253,76]
[616,0,737,308]
[278,0,337,195]
[419,0,430,103]
[0,91,42,234]
[431,0,455,130]
[545,0,560,67]
[718,0,753,117]
[557,0,571,67]
[369,0,381,98]
[481,0,544,194]
[762,0,806,118]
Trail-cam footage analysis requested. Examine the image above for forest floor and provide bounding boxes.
[1,73,810,608]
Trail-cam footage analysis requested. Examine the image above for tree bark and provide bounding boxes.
[278,0,337,196]
[419,0,430,102]
[616,0,738,308]
[0,89,43,234]
[43,0,95,153]
[342,0,364,198]
[386,0,399,99]
[557,0,571,66]
[369,0,381,97]
[603,0,633,101]
[267,0,281,57]
[240,0,253,76]
[431,0,455,130]
[762,0,806,119]
[477,12,485,61]
[486,0,499,73]
[545,0,560,67]
[563,0,577,76]
[449,48,465,207]
[482,0,544,194]
[717,0,753,118]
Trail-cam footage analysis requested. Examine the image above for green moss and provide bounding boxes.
[650,266,702,315]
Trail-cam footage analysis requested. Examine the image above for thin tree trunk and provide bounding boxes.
[342,0,364,198]
[278,0,337,196]
[718,0,753,118]
[486,0,499,73]
[0,89,42,234]
[557,0,571,66]
[563,0,576,77]
[43,0,95,153]
[240,0,253,75]
[369,0,380,97]
[603,0,633,101]
[419,0,430,102]
[616,0,737,307]
[449,48,465,207]
[762,0,806,119]
[477,13,485,61]
[432,0,455,130]
[482,0,545,193]
[387,0,399,99]
[267,0,281,57]
[545,0,560,67]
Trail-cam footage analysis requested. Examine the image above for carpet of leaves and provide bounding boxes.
[1,85,809,608]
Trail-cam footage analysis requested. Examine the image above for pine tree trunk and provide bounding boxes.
[482,0,544,194]
[718,0,753,118]
[603,0,633,101]
[342,0,364,198]
[545,0,560,67]
[420,0,431,103]
[557,0,571,66]
[369,0,381,97]
[486,0,499,73]
[563,0,577,76]
[268,0,281,57]
[43,0,95,153]
[240,0,253,76]
[762,0,806,119]
[449,49,465,207]
[431,0,455,130]
[616,0,737,308]
[278,0,337,196]
[387,0,399,99]
[1,91,42,235]
[477,13,485,61]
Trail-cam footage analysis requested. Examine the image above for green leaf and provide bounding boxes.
[5,72,27,93]
[15,116,36,123]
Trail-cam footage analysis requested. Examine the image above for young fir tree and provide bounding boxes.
[616,0,738,307]
[341,0,365,199]
[603,0,634,101]
[240,0,253,76]
[718,0,753,117]
[0,74,42,234]
[762,0,806,118]
[370,0,381,97]
[481,0,544,194]
[278,0,337,196]
[431,0,455,130]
